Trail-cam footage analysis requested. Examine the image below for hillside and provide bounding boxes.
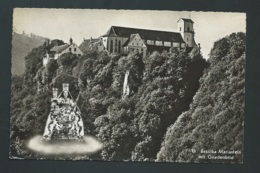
[157,32,245,163]
[10,38,207,161]
[11,32,47,75]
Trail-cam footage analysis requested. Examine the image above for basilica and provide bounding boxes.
[80,18,197,56]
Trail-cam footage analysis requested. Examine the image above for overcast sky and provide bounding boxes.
[13,8,246,59]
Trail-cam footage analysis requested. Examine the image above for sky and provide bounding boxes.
[13,8,246,59]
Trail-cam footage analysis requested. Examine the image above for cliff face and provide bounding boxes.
[11,32,47,75]
[157,32,245,163]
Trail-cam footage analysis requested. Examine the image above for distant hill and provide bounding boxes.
[11,32,47,75]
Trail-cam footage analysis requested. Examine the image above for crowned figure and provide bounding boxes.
[43,84,84,140]
[59,84,75,107]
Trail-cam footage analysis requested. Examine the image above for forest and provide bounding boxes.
[10,32,245,163]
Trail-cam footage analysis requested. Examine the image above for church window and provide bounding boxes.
[187,27,190,32]
[147,40,154,45]
[115,39,118,52]
[155,41,163,46]
[118,41,121,53]
[164,41,171,47]
[110,40,113,52]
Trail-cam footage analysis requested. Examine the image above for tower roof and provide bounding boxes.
[177,18,194,23]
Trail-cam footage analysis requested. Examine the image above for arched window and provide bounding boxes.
[110,40,113,52]
[187,26,190,32]
[118,40,121,53]
[115,39,118,52]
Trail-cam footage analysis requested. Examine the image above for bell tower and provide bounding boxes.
[177,18,196,47]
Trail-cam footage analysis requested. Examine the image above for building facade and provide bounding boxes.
[79,18,196,56]
[43,38,83,66]
[101,18,196,56]
[177,18,196,47]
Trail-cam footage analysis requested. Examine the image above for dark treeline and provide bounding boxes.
[157,32,245,163]
[10,33,244,162]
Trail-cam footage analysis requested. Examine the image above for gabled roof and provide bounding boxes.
[122,38,130,47]
[177,18,194,23]
[79,38,102,53]
[50,44,70,53]
[129,34,138,43]
[123,33,146,47]
[103,26,185,43]
[79,40,91,53]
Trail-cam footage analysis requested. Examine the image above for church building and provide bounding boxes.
[103,18,196,56]
[79,18,196,57]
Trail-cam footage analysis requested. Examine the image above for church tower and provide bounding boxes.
[177,18,196,47]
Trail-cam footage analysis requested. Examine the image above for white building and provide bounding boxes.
[43,38,83,66]
[177,18,196,47]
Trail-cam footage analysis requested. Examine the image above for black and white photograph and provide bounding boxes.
[10,8,246,163]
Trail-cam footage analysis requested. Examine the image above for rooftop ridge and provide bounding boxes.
[110,25,180,34]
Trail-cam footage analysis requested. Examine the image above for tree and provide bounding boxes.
[157,32,245,163]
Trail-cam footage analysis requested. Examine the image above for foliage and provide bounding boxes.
[45,59,58,81]
[157,32,245,163]
[10,38,208,161]
[59,53,78,67]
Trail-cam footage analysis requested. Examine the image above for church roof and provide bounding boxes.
[177,18,194,23]
[122,33,146,47]
[103,26,185,43]
[79,40,91,53]
[122,39,130,47]
[129,34,138,43]
[50,44,70,53]
[79,38,102,53]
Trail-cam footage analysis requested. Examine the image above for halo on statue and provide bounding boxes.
[27,135,103,156]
